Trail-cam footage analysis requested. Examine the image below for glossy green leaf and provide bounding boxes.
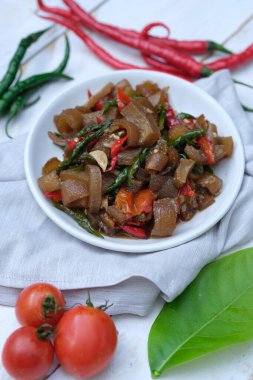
[148,247,253,378]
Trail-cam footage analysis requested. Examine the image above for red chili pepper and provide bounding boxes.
[96,117,103,124]
[118,224,147,239]
[126,220,142,227]
[142,54,189,76]
[39,1,231,57]
[116,88,131,112]
[66,137,84,151]
[166,105,181,128]
[207,44,253,72]
[197,137,216,165]
[66,139,77,150]
[106,156,118,172]
[177,181,195,208]
[111,135,128,156]
[44,191,62,202]
[180,181,195,197]
[39,0,229,78]
[59,0,212,77]
[106,134,128,171]
[40,14,152,71]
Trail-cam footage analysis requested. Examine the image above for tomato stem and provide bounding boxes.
[86,290,94,308]
[97,300,114,312]
[36,324,55,340]
[42,295,62,318]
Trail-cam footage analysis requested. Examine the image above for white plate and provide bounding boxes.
[25,70,245,253]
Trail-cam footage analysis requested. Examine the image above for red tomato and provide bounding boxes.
[2,326,54,379]
[55,306,118,378]
[134,189,154,214]
[115,188,135,216]
[15,283,65,327]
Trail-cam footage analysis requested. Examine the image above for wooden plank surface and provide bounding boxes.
[0,0,253,379]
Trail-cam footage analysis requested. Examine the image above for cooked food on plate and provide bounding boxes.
[38,79,233,239]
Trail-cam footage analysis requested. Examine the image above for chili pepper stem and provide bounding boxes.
[207,41,233,54]
[242,103,253,112]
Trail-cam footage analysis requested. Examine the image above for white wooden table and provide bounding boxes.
[0,1,253,379]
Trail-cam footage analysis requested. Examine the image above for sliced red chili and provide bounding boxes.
[166,104,181,128]
[96,117,103,124]
[106,134,128,171]
[66,137,84,151]
[118,224,147,239]
[117,88,131,112]
[111,135,128,157]
[197,137,216,165]
[44,191,62,202]
[106,156,118,172]
[178,181,195,208]
[66,139,77,150]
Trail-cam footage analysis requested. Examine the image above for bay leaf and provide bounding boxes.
[148,247,253,378]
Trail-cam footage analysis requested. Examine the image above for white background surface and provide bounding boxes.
[0,0,253,379]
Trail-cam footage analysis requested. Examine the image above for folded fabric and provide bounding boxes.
[0,70,252,316]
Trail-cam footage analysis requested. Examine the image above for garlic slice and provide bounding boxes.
[89,150,108,172]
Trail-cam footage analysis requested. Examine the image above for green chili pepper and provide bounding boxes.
[102,100,117,114]
[54,35,70,74]
[58,120,113,172]
[158,105,166,129]
[54,202,103,238]
[77,118,112,137]
[5,93,40,138]
[23,95,41,108]
[179,153,187,159]
[105,167,130,194]
[0,27,51,98]
[177,112,196,119]
[204,164,214,174]
[0,36,71,116]
[127,148,149,186]
[168,128,207,147]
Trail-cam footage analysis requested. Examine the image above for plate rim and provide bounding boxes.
[24,69,245,253]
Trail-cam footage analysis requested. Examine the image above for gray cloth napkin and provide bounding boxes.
[0,70,252,316]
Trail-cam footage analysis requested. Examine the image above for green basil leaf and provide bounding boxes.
[148,247,253,378]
